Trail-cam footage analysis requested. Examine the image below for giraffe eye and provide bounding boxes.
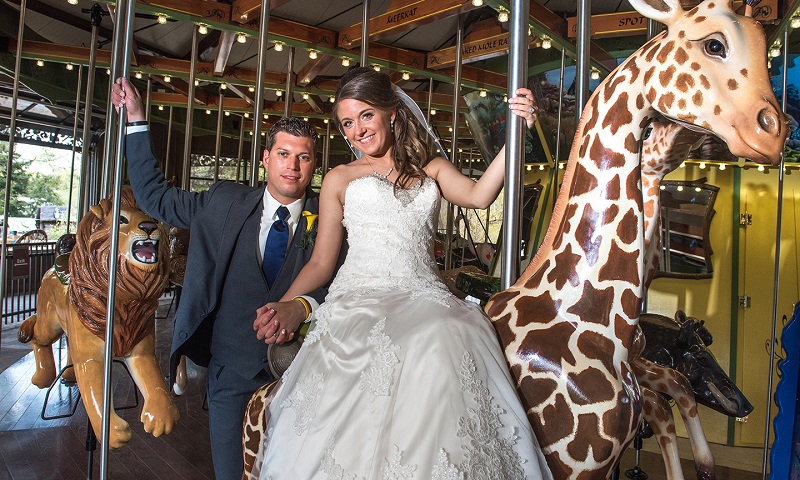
[704,39,726,58]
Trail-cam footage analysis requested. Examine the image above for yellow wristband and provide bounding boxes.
[293,296,311,320]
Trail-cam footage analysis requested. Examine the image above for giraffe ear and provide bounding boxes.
[628,0,684,24]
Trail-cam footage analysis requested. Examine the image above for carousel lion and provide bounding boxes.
[17,186,179,448]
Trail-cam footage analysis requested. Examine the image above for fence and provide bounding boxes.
[2,241,56,325]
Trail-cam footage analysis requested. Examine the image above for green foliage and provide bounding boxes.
[0,142,71,217]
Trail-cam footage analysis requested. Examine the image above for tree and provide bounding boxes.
[0,142,66,217]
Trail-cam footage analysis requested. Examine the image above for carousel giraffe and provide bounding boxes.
[486,0,787,478]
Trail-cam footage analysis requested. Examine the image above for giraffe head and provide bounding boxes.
[631,0,787,165]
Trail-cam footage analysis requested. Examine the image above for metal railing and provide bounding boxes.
[2,241,56,324]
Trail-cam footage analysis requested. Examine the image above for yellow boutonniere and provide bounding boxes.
[297,210,318,249]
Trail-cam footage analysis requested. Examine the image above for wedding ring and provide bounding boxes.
[529,105,536,115]
[272,331,279,338]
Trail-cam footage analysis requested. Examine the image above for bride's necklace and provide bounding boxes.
[366,157,393,179]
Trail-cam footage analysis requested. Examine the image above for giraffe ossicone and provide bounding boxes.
[487,0,787,478]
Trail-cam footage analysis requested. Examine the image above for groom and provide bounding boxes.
[112,77,333,480]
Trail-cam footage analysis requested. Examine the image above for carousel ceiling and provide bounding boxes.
[0,0,797,158]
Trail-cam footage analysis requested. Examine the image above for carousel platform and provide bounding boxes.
[0,295,762,480]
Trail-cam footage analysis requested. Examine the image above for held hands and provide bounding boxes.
[253,299,306,345]
[110,77,146,123]
[507,88,539,130]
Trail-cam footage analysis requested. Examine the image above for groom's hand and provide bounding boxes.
[254,301,305,344]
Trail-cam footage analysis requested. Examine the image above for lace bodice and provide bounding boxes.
[326,175,451,302]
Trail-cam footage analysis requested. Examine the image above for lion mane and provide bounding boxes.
[68,187,169,357]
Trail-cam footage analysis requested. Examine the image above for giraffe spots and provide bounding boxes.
[691,62,701,71]
[567,413,615,462]
[603,389,640,439]
[621,288,641,322]
[533,394,575,447]
[568,281,614,327]
[578,136,590,159]
[602,92,633,135]
[678,99,687,109]
[522,258,550,290]
[515,291,562,326]
[624,61,640,83]
[740,68,748,78]
[674,47,689,65]
[659,65,676,88]
[675,73,695,92]
[636,94,645,110]
[686,6,700,17]
[643,66,656,85]
[584,94,601,133]
[606,175,621,201]
[701,121,712,130]
[644,43,660,63]
[521,323,576,373]
[543,451,575,480]
[553,205,577,251]
[656,41,675,64]
[678,112,698,123]
[657,92,675,111]
[699,74,710,90]
[714,105,721,115]
[492,312,518,347]
[571,160,599,198]
[548,244,582,289]
[604,76,626,103]
[568,368,616,406]
[598,240,640,285]
[518,375,558,412]
[727,78,739,90]
[627,168,642,210]
[575,205,603,266]
[646,87,657,105]
[577,331,617,375]
[485,289,519,318]
[616,208,638,245]
[692,91,704,107]
[590,135,626,170]
[615,314,633,349]
[678,30,686,39]
[624,132,639,155]
[694,16,706,23]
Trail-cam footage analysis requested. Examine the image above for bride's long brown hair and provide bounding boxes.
[333,67,436,190]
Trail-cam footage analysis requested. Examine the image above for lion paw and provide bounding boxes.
[106,418,133,450]
[31,368,56,389]
[141,393,180,437]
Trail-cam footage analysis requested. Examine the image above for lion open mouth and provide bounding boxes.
[132,239,159,264]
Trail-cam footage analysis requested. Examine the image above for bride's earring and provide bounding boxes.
[390,119,395,135]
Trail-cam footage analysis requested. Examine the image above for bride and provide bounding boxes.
[254,66,552,479]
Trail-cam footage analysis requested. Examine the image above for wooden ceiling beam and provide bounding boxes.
[297,56,334,88]
[213,31,236,76]
[427,20,540,69]
[230,0,292,24]
[338,0,482,49]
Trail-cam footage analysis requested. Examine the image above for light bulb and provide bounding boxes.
[303,116,309,121]
[719,164,726,171]
[302,92,310,100]
[659,185,666,190]
[559,162,564,170]
[591,69,600,80]
[680,162,686,168]
[224,111,230,116]
[164,75,171,83]
[206,109,211,114]
[157,14,167,24]
[106,68,111,75]
[498,10,509,23]
[198,24,208,35]
[472,0,483,5]
[402,72,410,81]
[342,57,350,67]
[308,50,318,60]
[329,96,335,103]
[699,162,706,169]
[503,94,508,102]
[244,112,249,118]
[275,89,283,97]
[758,165,765,172]
[541,37,552,49]
[770,45,781,57]
[237,33,247,44]
[67,0,78,4]
[373,65,381,72]
[330,134,334,139]
[135,71,143,79]
[695,187,702,192]
[526,165,532,171]
[220,83,227,90]
[539,164,545,171]
[676,185,684,192]
[66,63,74,70]
[263,113,269,119]
[36,59,44,67]
[791,16,800,29]
[195,79,199,86]
[274,42,283,52]
[448,127,453,132]
[479,90,487,97]
[323,118,329,124]
[430,108,436,115]
[248,86,255,92]
[158,105,164,111]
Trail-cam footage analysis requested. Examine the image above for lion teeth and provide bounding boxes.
[132,239,158,264]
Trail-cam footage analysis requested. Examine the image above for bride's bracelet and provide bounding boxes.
[293,296,312,321]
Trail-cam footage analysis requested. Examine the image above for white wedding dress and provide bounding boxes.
[259,175,553,480]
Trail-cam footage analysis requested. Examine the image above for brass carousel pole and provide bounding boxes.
[0,0,27,334]
[182,28,198,190]
[99,0,136,476]
[444,14,464,271]
[214,87,224,182]
[500,0,529,288]
[79,3,102,217]
[284,47,294,118]
[250,0,271,187]
[66,66,84,234]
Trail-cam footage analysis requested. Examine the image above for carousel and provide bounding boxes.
[0,0,798,478]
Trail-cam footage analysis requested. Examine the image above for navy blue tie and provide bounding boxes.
[262,206,290,287]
